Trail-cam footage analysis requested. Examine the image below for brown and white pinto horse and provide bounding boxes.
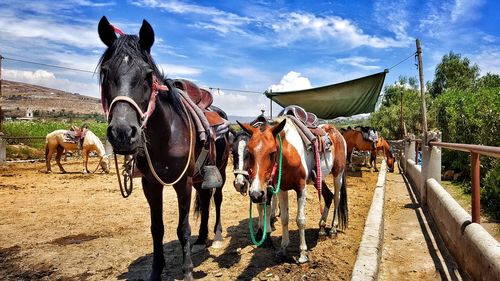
[238,117,348,263]
[342,129,395,172]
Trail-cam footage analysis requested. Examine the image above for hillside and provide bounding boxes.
[0,80,254,122]
[0,80,101,118]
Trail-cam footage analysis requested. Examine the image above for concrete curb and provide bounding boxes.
[351,160,387,281]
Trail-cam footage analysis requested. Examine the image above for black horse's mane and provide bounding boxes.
[97,35,185,118]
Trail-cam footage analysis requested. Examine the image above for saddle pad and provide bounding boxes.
[205,111,225,127]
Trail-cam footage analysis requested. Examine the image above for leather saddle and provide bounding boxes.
[173,79,214,111]
[279,105,319,128]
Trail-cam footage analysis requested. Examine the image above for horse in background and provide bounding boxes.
[45,129,110,174]
[238,117,348,263]
[341,128,395,172]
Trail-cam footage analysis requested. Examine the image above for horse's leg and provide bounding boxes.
[174,178,194,281]
[255,203,273,248]
[296,188,308,263]
[142,178,165,281]
[276,190,289,259]
[192,186,210,253]
[319,180,333,235]
[371,150,378,172]
[82,149,89,174]
[329,174,342,235]
[270,194,279,231]
[46,145,54,173]
[212,186,224,249]
[347,147,354,171]
[55,146,66,173]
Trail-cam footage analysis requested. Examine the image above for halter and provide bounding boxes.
[103,75,168,129]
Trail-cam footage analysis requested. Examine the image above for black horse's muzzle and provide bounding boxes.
[107,103,141,154]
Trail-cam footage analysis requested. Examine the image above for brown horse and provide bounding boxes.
[45,129,110,174]
[238,117,348,263]
[342,128,395,172]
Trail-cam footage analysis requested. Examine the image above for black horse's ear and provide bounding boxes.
[237,121,255,136]
[139,19,155,53]
[98,16,117,47]
[272,119,286,136]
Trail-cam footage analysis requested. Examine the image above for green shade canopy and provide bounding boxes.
[265,71,387,119]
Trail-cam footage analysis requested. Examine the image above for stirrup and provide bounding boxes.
[201,165,223,189]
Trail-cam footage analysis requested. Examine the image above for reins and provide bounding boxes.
[142,98,194,186]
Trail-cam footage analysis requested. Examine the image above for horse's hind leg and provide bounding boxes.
[142,178,166,281]
[319,180,333,235]
[192,186,210,253]
[212,186,224,249]
[371,150,378,172]
[46,145,54,173]
[55,146,66,173]
[330,174,343,235]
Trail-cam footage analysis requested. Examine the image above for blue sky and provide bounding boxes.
[1,0,499,117]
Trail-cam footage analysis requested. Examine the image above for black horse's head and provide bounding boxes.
[97,16,160,154]
[231,130,251,195]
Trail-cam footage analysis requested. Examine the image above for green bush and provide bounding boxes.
[481,161,500,221]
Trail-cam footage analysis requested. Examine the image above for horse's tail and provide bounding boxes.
[193,189,213,219]
[337,170,348,230]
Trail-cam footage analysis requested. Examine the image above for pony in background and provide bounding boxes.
[45,129,110,174]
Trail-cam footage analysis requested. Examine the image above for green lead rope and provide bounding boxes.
[249,134,283,246]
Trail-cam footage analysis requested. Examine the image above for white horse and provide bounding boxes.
[45,129,110,174]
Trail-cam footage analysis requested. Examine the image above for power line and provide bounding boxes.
[387,52,417,70]
[3,56,96,74]
[208,87,262,94]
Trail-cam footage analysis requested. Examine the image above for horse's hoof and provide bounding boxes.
[275,249,287,261]
[297,253,309,264]
[191,244,206,254]
[46,170,52,174]
[328,228,337,236]
[319,228,327,236]
[184,272,194,281]
[211,240,224,249]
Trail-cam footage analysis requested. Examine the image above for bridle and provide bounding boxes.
[102,75,168,129]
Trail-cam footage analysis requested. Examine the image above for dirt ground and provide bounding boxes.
[0,157,378,281]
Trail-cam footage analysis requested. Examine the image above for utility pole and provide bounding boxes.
[0,53,3,98]
[0,53,3,131]
[416,39,428,142]
[400,90,404,139]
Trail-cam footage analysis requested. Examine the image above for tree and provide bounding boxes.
[370,77,427,140]
[477,73,500,88]
[429,52,480,97]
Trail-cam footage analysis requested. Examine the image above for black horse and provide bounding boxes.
[97,16,229,280]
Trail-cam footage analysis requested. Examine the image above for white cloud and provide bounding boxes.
[336,56,380,70]
[158,64,203,77]
[270,12,411,48]
[211,90,268,117]
[451,0,485,22]
[268,71,311,92]
[469,48,500,75]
